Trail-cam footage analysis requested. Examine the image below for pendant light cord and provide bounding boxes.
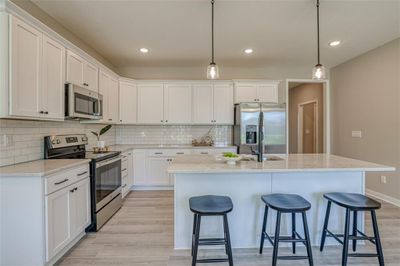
[316,0,320,64]
[211,0,215,64]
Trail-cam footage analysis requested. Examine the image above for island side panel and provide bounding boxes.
[174,173,272,249]
[271,171,365,246]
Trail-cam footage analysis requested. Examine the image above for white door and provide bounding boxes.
[133,150,146,185]
[147,157,170,185]
[213,83,234,124]
[10,16,42,117]
[119,82,137,124]
[137,83,164,124]
[108,77,119,122]
[66,50,84,87]
[41,35,65,120]
[257,83,278,103]
[164,83,192,124]
[45,187,72,261]
[70,178,91,238]
[193,84,214,124]
[234,84,258,103]
[99,70,110,122]
[84,61,98,92]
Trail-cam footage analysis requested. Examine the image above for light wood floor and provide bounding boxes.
[57,190,400,266]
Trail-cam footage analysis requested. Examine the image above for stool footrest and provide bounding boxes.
[198,238,227,246]
[348,253,379,258]
[325,229,376,245]
[263,232,307,245]
[196,258,229,263]
[277,255,309,260]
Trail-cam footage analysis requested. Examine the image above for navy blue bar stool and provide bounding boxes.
[320,192,384,266]
[259,193,313,266]
[189,195,234,266]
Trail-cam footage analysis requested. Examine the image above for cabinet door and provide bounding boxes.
[84,61,98,92]
[137,83,164,124]
[108,77,119,122]
[213,83,233,124]
[234,84,258,103]
[45,187,72,261]
[70,178,91,238]
[119,82,137,124]
[99,70,110,121]
[164,83,192,124]
[42,35,65,120]
[66,50,84,86]
[193,84,213,124]
[147,157,170,185]
[10,16,42,117]
[133,150,146,185]
[257,83,278,103]
[127,152,134,188]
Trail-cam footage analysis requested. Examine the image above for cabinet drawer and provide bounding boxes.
[45,164,89,195]
[147,149,191,157]
[121,176,129,198]
[192,148,237,155]
[121,167,128,178]
[121,160,128,172]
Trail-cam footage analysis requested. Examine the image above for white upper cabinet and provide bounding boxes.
[234,81,279,103]
[213,83,234,124]
[119,81,137,124]
[137,83,164,124]
[193,84,214,124]
[10,16,42,118]
[99,70,119,123]
[41,35,65,120]
[66,50,98,92]
[164,83,192,124]
[98,70,110,122]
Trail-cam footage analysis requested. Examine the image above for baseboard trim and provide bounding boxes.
[366,188,400,207]
[131,185,174,191]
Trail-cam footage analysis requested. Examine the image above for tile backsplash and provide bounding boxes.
[0,119,116,167]
[116,125,232,146]
[0,120,232,167]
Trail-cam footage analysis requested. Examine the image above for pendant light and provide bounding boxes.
[207,0,219,79]
[312,0,326,80]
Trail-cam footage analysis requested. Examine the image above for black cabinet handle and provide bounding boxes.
[39,111,44,114]
[77,171,87,176]
[176,152,184,155]
[44,111,48,114]
[122,184,127,188]
[122,168,127,171]
[155,152,163,155]
[54,179,69,185]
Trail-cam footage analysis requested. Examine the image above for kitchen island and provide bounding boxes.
[168,154,394,249]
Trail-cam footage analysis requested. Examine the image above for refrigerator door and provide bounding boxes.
[261,103,286,154]
[238,103,261,145]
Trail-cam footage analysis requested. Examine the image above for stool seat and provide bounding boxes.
[262,193,311,212]
[324,192,381,210]
[189,195,233,215]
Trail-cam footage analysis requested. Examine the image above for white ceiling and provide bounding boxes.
[32,0,400,69]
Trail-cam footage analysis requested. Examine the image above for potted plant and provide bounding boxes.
[91,125,112,149]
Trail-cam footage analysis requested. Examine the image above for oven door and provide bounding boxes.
[95,156,121,212]
[66,84,103,119]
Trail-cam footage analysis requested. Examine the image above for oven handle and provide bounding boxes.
[96,156,122,168]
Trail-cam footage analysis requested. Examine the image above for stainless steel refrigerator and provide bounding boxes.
[233,103,286,155]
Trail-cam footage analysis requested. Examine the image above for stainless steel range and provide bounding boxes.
[44,134,122,231]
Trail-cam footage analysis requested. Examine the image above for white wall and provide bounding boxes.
[331,38,400,201]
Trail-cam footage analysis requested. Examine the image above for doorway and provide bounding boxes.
[286,79,329,154]
[298,100,318,153]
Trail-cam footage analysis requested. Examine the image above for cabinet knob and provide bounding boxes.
[44,111,48,114]
[161,120,163,122]
[39,111,44,114]
[108,119,112,121]
[83,83,89,86]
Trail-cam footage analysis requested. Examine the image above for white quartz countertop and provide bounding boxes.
[168,154,395,174]
[104,144,237,153]
[0,159,90,177]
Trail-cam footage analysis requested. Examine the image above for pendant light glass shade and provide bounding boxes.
[207,62,219,79]
[312,63,326,80]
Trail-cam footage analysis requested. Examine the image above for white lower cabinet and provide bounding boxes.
[147,157,172,185]
[0,163,90,266]
[121,151,134,198]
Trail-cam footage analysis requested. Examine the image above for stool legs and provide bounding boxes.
[320,201,331,252]
[223,214,234,266]
[371,210,385,266]
[272,211,281,266]
[192,215,201,266]
[259,205,268,254]
[191,214,197,256]
[342,208,351,266]
[302,212,314,266]
[292,213,296,254]
[352,211,357,252]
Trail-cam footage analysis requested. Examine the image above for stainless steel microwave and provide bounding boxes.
[65,83,103,120]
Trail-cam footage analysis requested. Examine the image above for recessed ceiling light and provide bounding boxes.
[244,48,253,54]
[329,40,341,47]
[139,48,149,53]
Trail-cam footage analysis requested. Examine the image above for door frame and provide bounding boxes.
[297,99,318,153]
[285,78,331,154]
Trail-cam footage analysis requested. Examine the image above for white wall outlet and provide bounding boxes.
[380,175,387,184]
[351,131,362,138]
